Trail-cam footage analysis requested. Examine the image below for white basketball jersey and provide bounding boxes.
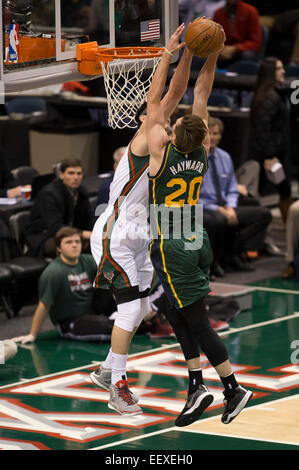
[106,143,149,224]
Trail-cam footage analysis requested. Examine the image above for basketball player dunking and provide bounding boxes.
[145,22,253,426]
[90,24,193,416]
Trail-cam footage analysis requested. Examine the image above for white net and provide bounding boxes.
[100,53,162,129]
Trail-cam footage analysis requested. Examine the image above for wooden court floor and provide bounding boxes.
[0,277,299,452]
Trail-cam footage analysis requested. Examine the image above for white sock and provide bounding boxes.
[111,352,128,385]
[103,348,113,369]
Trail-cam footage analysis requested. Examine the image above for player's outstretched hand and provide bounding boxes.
[165,23,185,56]
[11,334,36,344]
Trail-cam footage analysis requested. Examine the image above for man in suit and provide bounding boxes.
[25,158,93,258]
[198,117,272,274]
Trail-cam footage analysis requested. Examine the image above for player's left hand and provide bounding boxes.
[165,23,185,56]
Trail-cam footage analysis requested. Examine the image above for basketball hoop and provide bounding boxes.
[77,44,164,129]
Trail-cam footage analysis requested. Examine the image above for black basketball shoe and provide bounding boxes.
[222,385,253,424]
[175,385,214,427]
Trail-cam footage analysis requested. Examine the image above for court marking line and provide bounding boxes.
[250,285,299,295]
[177,429,299,448]
[221,311,299,335]
[1,311,299,390]
[88,394,299,450]
[177,394,299,448]
[88,427,178,450]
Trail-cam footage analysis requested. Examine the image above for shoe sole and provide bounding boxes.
[108,402,143,416]
[90,372,110,391]
[222,390,253,424]
[175,392,214,427]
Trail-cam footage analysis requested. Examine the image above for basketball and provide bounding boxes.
[185,18,223,57]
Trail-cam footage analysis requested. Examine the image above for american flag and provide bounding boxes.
[140,19,160,41]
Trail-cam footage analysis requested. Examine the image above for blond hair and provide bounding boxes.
[174,114,207,152]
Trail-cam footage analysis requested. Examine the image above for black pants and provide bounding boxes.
[166,298,229,368]
[56,313,113,342]
[203,205,272,266]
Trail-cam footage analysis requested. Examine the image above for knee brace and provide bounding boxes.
[114,298,142,332]
[135,296,150,327]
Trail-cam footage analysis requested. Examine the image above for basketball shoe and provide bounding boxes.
[90,365,138,403]
[222,385,253,424]
[108,380,142,416]
[175,385,214,427]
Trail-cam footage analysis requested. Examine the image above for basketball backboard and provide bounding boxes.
[0,0,179,94]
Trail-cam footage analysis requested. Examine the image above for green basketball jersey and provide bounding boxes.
[148,142,211,309]
[149,142,208,239]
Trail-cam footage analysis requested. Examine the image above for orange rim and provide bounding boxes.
[95,47,164,62]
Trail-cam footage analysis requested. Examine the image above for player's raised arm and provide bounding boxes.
[191,25,225,154]
[146,24,185,165]
[161,46,193,120]
[192,25,225,123]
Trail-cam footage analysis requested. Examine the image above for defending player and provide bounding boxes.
[90,24,191,416]
[145,24,253,426]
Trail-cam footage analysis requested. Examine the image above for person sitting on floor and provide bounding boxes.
[11,226,114,344]
[11,226,173,344]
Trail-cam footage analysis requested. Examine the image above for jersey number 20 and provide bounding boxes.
[165,177,203,207]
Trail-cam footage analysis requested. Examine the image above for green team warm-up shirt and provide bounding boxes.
[39,254,97,324]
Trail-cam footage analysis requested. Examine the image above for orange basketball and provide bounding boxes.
[185,18,223,57]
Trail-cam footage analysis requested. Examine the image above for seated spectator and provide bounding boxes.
[0,146,31,199]
[96,146,126,206]
[246,1,299,65]
[0,147,31,261]
[282,200,299,279]
[235,159,260,203]
[235,159,281,257]
[213,0,262,65]
[12,227,113,344]
[11,226,173,343]
[25,158,93,258]
[198,117,272,275]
